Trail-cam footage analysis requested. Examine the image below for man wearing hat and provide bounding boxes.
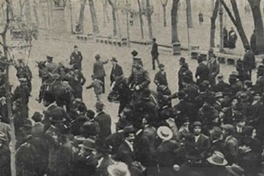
[214,73,230,93]
[206,151,228,176]
[208,53,220,86]
[114,125,136,165]
[13,77,31,118]
[195,55,209,85]
[151,38,160,70]
[110,57,123,86]
[229,73,243,96]
[14,58,32,92]
[94,101,111,140]
[192,121,210,159]
[73,138,98,176]
[70,45,83,70]
[243,44,255,80]
[221,124,238,164]
[154,63,169,91]
[45,55,59,74]
[128,57,150,92]
[237,137,261,176]
[93,54,108,94]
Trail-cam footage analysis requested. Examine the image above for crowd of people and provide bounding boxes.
[0,38,262,176]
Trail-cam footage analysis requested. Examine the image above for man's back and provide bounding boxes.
[95,111,111,139]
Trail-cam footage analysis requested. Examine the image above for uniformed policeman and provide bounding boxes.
[45,55,59,75]
[15,58,32,92]
[128,57,150,92]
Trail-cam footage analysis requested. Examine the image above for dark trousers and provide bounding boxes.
[152,56,160,70]
[98,76,105,93]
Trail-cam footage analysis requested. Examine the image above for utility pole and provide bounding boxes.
[219,0,224,53]
[125,0,130,47]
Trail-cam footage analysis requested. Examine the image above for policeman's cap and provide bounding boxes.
[46,55,53,60]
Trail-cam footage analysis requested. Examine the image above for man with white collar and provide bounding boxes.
[192,121,210,159]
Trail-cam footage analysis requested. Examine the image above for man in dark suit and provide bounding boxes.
[93,54,108,93]
[154,63,168,89]
[151,38,160,70]
[114,126,136,165]
[110,57,123,86]
[192,121,210,159]
[222,124,238,165]
[243,45,255,80]
[70,45,83,70]
[94,101,111,140]
[195,56,209,85]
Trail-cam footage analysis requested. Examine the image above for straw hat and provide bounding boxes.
[157,126,173,141]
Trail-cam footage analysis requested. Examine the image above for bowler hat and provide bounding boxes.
[131,50,138,57]
[79,138,96,151]
[74,45,78,48]
[214,92,223,99]
[111,57,118,62]
[48,108,67,123]
[226,164,244,176]
[157,126,173,141]
[221,124,235,134]
[122,125,136,134]
[95,101,104,110]
[31,112,43,122]
[179,57,185,62]
[207,151,228,166]
[239,92,249,102]
[193,121,202,127]
[95,139,113,153]
[229,74,237,80]
[158,63,165,68]
[95,54,100,59]
[185,148,203,160]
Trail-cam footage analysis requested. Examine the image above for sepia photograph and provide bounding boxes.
[0,0,263,175]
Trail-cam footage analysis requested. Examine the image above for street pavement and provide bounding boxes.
[10,35,256,132]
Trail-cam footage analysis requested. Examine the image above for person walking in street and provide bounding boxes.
[70,45,83,70]
[151,38,160,70]
[208,54,220,86]
[86,75,103,102]
[110,57,123,86]
[93,54,108,94]
[154,63,168,91]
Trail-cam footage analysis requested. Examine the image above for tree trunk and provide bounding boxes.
[25,0,32,23]
[210,0,219,48]
[137,0,144,39]
[146,0,153,40]
[78,0,87,33]
[88,0,99,34]
[171,0,180,43]
[0,4,16,176]
[220,0,249,48]
[248,0,264,54]
[229,0,249,48]
[102,0,107,27]
[108,0,117,36]
[162,5,167,27]
[33,0,39,26]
